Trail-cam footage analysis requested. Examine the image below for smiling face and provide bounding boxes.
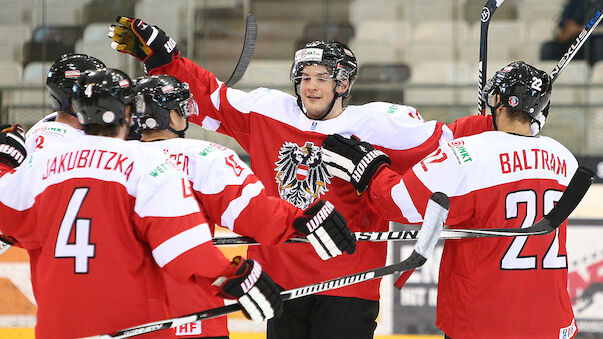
[298,65,348,120]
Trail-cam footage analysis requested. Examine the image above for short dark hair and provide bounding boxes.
[505,106,532,124]
[83,123,120,137]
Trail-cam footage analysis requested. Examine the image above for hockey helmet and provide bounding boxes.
[290,40,357,97]
[72,68,135,126]
[132,74,198,131]
[46,53,106,115]
[482,61,551,119]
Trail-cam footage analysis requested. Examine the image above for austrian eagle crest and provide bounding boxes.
[274,141,332,209]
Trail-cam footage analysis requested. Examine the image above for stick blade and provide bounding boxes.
[225,14,257,87]
[545,166,595,226]
[414,192,449,260]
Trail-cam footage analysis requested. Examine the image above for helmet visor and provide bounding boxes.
[482,78,500,109]
[179,93,199,117]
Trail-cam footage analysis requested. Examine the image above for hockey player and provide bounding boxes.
[25,53,105,154]
[132,74,356,338]
[108,16,496,339]
[0,68,283,338]
[321,61,579,339]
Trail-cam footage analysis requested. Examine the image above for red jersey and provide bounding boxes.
[0,135,231,338]
[152,56,491,300]
[368,131,578,338]
[140,138,303,337]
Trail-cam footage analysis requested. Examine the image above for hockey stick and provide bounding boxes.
[550,7,603,83]
[224,14,257,87]
[477,0,505,115]
[84,192,448,339]
[0,236,12,255]
[214,166,594,246]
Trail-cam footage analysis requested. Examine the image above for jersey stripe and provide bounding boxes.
[202,116,221,132]
[152,224,212,267]
[221,181,264,229]
[391,178,423,223]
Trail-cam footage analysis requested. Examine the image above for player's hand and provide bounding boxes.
[321,134,391,193]
[214,256,283,322]
[0,124,26,169]
[109,16,179,73]
[294,200,356,260]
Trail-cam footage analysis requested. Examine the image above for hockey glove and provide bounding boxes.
[294,200,356,260]
[0,124,26,169]
[321,134,391,193]
[214,256,283,322]
[109,16,180,73]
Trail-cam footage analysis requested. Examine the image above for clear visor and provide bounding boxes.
[178,93,199,117]
[291,74,336,83]
[482,80,500,108]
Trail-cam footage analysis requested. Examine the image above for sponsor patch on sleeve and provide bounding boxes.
[448,140,475,165]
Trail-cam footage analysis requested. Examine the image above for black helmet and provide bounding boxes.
[72,68,135,126]
[482,61,551,119]
[291,40,357,95]
[46,53,106,115]
[132,74,198,132]
[290,41,358,119]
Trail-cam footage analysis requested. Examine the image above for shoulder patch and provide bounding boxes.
[197,143,227,157]
[448,140,475,165]
[386,104,399,114]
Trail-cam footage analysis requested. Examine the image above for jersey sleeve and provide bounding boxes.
[358,104,455,173]
[0,162,38,249]
[447,114,492,138]
[132,158,231,282]
[150,56,254,149]
[368,142,476,225]
[188,144,302,244]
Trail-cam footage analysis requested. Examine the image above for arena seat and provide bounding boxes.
[0,62,23,86]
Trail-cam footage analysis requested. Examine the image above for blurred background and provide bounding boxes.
[0,0,602,338]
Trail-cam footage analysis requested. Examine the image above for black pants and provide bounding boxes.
[267,295,379,339]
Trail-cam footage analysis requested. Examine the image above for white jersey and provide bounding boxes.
[25,112,84,154]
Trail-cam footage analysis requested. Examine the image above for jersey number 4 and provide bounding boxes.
[55,187,95,274]
[501,189,566,270]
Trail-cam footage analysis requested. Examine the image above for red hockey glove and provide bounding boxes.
[109,16,180,73]
[294,200,356,260]
[321,134,391,193]
[214,256,283,322]
[0,124,26,169]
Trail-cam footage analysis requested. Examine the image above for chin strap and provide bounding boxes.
[489,102,501,131]
[295,81,344,121]
[167,119,189,138]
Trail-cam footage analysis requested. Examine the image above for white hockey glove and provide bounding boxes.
[294,200,356,260]
[214,256,283,322]
[321,134,391,193]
